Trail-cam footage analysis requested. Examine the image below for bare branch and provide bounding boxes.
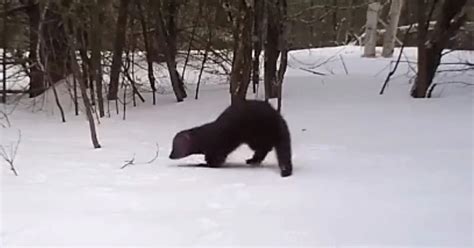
[380,23,414,95]
[427,81,474,98]
[0,129,21,176]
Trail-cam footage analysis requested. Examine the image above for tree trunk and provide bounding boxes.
[276,0,288,112]
[62,10,101,149]
[252,0,263,94]
[264,0,280,100]
[230,0,253,105]
[411,0,429,98]
[382,0,404,57]
[363,1,381,57]
[2,0,8,103]
[72,55,101,149]
[154,2,186,102]
[107,0,130,100]
[41,2,69,84]
[165,0,186,97]
[136,0,157,105]
[90,0,105,117]
[411,0,467,98]
[25,1,44,97]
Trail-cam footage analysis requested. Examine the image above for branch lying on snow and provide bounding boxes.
[297,67,327,76]
[290,47,350,76]
[121,153,136,169]
[427,81,474,98]
[120,143,160,169]
[0,130,21,176]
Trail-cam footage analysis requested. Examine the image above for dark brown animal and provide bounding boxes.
[169,100,293,177]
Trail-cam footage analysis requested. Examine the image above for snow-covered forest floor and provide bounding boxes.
[1,46,473,247]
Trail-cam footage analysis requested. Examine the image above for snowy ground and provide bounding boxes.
[1,46,473,247]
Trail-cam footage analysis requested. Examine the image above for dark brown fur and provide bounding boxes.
[169,100,293,177]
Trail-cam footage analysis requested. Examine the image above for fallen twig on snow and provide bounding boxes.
[120,143,160,169]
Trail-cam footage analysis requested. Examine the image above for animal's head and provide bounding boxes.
[169,131,193,159]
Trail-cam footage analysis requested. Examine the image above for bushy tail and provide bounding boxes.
[275,118,293,177]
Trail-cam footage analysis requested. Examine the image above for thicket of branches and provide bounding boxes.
[0,0,472,148]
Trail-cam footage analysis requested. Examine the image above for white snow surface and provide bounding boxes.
[1,46,473,247]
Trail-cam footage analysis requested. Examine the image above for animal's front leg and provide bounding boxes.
[205,153,226,168]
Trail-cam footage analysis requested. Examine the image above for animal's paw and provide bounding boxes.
[245,158,262,165]
[280,168,292,177]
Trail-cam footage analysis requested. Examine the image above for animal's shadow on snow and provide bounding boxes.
[174,162,276,171]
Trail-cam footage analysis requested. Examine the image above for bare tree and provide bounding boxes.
[263,0,289,103]
[363,0,381,57]
[263,0,280,99]
[108,0,130,100]
[229,0,253,105]
[90,0,107,117]
[2,0,7,104]
[276,0,288,112]
[252,0,264,94]
[23,0,44,97]
[136,0,157,105]
[70,51,101,149]
[411,0,468,98]
[382,0,404,57]
[62,14,101,149]
[154,0,187,102]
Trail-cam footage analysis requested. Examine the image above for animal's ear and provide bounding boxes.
[176,132,191,145]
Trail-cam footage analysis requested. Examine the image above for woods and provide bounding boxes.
[1,1,473,245]
[0,0,473,147]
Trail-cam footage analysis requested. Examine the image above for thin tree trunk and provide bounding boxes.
[73,65,78,116]
[276,0,288,112]
[411,0,467,98]
[41,2,70,85]
[154,4,186,102]
[37,1,66,123]
[382,0,404,57]
[412,0,429,98]
[252,0,263,94]
[73,56,101,149]
[165,0,186,98]
[123,84,127,120]
[90,0,105,117]
[195,25,212,100]
[136,0,157,105]
[65,22,101,149]
[26,2,44,97]
[230,0,253,105]
[264,0,280,99]
[2,0,7,104]
[363,1,381,57]
[181,0,202,81]
[108,0,130,100]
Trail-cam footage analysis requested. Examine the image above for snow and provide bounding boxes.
[1,45,473,247]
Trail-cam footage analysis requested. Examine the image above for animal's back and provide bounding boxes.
[214,100,286,148]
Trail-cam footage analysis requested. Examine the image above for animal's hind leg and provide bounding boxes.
[246,148,271,165]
